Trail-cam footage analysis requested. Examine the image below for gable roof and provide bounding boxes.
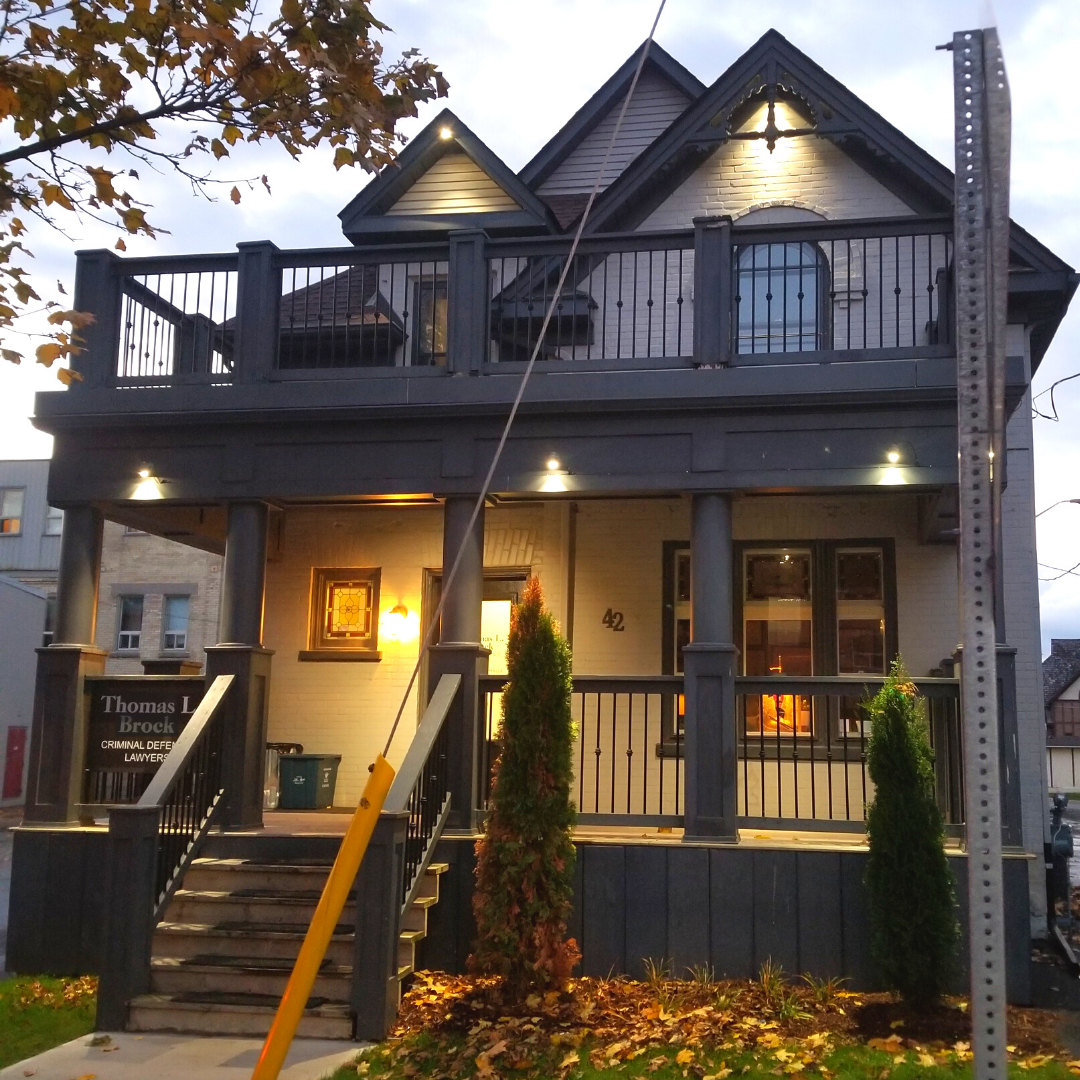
[338,109,556,241]
[579,29,1075,365]
[520,42,705,195]
[1044,640,1080,707]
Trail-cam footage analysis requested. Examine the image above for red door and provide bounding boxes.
[3,726,27,799]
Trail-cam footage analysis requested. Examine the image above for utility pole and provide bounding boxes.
[950,26,1010,1080]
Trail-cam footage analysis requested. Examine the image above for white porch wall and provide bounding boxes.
[638,131,914,230]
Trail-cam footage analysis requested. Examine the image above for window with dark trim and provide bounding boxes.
[162,594,190,652]
[735,242,830,353]
[302,567,382,659]
[0,488,24,534]
[659,538,897,747]
[412,278,447,366]
[116,594,144,651]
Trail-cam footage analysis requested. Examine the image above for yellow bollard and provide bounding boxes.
[251,754,396,1080]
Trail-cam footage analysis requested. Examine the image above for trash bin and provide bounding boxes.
[264,743,304,810]
[278,754,341,810]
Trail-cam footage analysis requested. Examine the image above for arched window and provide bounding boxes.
[735,241,829,353]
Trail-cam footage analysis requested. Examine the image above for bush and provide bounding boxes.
[469,577,580,999]
[865,663,958,1008]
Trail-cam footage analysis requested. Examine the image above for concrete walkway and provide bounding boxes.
[0,1033,364,1080]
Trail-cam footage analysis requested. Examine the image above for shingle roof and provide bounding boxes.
[1043,639,1080,706]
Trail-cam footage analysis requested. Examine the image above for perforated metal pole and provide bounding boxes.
[952,27,1010,1080]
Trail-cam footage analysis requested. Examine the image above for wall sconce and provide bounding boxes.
[541,455,568,492]
[439,126,453,140]
[380,603,419,644]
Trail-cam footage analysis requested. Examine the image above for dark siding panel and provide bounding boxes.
[951,855,971,996]
[6,830,48,973]
[568,844,584,961]
[43,833,88,974]
[710,848,754,978]
[581,845,625,977]
[419,837,476,973]
[1004,859,1032,1005]
[624,846,667,979]
[797,852,844,978]
[840,851,876,989]
[752,850,800,973]
[667,848,710,976]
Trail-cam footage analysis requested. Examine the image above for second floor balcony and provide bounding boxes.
[69,215,965,400]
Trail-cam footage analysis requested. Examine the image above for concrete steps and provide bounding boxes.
[130,854,449,1038]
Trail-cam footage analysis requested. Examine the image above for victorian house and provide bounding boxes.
[8,31,1074,1039]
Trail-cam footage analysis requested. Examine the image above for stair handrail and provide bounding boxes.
[138,672,234,918]
[385,672,461,912]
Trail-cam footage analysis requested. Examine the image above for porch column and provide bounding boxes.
[683,492,739,842]
[24,504,107,823]
[428,496,489,832]
[206,500,273,830]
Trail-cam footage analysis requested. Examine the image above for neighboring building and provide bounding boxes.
[0,459,62,637]
[0,576,46,806]
[10,30,1077,1037]
[95,521,223,674]
[1044,639,1080,791]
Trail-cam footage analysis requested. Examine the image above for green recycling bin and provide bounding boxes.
[278,754,341,809]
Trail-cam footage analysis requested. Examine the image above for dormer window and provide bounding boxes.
[735,242,829,353]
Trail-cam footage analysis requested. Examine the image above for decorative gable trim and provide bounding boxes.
[338,109,556,240]
[519,42,704,194]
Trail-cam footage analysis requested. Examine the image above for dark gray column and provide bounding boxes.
[447,230,488,374]
[96,805,160,1030]
[693,216,733,368]
[212,500,272,829]
[220,501,268,646]
[72,249,121,387]
[54,504,103,645]
[683,492,738,842]
[24,504,106,822]
[353,811,408,1039]
[430,496,488,831]
[234,240,280,382]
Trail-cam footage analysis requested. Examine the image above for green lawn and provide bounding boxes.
[327,1034,1078,1080]
[0,975,98,1070]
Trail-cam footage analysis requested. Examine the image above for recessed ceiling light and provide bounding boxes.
[439,126,453,140]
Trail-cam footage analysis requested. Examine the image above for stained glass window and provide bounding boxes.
[324,581,373,639]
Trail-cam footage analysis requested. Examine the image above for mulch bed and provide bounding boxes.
[388,971,1067,1070]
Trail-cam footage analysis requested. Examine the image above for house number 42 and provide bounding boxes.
[601,608,625,632]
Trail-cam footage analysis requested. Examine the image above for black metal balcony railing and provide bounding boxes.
[96,215,954,388]
[479,673,962,831]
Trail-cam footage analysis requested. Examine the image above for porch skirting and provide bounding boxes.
[7,826,1033,1005]
[417,835,1034,1004]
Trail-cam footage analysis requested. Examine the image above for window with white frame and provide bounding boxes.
[116,595,144,651]
[0,488,24,534]
[44,505,63,536]
[162,595,190,651]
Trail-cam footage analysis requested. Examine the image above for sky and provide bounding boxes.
[0,0,1078,653]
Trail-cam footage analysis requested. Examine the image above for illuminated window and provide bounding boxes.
[308,568,381,654]
[743,549,813,735]
[413,278,447,366]
[0,489,24,534]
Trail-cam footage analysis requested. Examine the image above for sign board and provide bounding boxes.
[85,677,205,773]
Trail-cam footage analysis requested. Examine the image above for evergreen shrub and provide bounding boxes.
[469,577,580,999]
[865,662,959,1008]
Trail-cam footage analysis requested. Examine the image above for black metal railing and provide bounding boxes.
[84,769,154,805]
[735,676,963,827]
[480,674,685,826]
[383,672,459,910]
[480,673,962,830]
[275,247,450,370]
[137,674,233,917]
[115,256,238,383]
[730,217,953,360]
[87,217,956,388]
[487,234,694,365]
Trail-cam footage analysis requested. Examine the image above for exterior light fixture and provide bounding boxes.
[726,86,816,154]
[886,449,900,464]
[380,603,419,643]
[546,457,561,471]
[439,126,453,140]
[137,468,151,478]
